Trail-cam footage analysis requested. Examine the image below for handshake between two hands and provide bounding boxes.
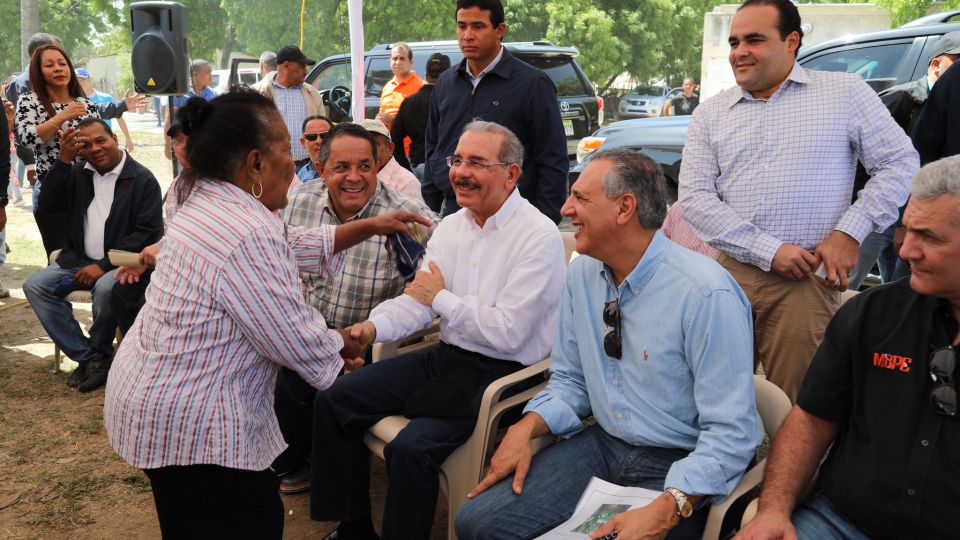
[334,321,377,372]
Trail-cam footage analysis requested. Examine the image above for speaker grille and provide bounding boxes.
[132,33,176,92]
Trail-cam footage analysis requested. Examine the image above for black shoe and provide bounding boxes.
[67,363,89,388]
[78,363,109,393]
[323,520,379,540]
[279,464,311,494]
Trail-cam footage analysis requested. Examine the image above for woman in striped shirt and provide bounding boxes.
[104,90,429,539]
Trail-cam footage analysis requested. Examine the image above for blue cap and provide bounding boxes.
[75,67,91,79]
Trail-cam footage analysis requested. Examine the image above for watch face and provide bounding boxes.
[679,501,694,518]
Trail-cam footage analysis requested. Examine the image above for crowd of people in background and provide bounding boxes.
[2,0,960,538]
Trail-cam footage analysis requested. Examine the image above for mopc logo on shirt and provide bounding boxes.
[872,352,912,373]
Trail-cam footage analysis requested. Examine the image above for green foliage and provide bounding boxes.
[0,0,21,80]
[875,0,960,26]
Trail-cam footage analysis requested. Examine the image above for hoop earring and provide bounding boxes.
[251,181,263,199]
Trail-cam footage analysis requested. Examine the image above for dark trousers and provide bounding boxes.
[144,464,283,540]
[110,271,151,335]
[273,368,320,474]
[309,343,520,540]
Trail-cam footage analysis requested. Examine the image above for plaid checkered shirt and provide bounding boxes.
[281,181,439,328]
[272,81,309,161]
[679,63,919,271]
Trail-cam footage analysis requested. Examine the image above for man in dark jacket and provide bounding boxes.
[423,0,568,223]
[23,117,162,392]
[911,32,960,165]
[391,53,451,179]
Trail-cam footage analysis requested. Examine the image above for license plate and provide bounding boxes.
[563,119,574,137]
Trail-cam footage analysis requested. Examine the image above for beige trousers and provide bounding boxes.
[718,253,840,402]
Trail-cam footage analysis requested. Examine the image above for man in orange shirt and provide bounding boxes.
[377,42,423,132]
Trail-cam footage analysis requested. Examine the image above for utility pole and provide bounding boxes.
[20,0,40,66]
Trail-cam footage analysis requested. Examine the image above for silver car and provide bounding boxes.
[618,84,670,118]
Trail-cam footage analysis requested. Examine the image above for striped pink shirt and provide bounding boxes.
[104,179,346,471]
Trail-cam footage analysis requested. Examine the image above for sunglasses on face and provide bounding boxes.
[303,132,327,142]
[603,299,622,359]
[929,345,957,418]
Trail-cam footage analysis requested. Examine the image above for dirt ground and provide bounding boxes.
[0,113,448,539]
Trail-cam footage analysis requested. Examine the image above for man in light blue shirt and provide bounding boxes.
[456,148,762,540]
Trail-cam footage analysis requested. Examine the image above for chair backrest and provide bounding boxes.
[560,231,577,265]
[49,249,61,266]
[753,375,793,440]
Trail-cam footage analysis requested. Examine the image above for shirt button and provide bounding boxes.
[617,412,623,419]
[921,439,929,447]
[612,378,619,385]
[907,488,916,496]
[472,262,478,268]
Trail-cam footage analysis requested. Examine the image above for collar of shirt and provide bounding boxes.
[320,182,386,224]
[726,60,809,108]
[389,71,420,90]
[599,230,667,298]
[84,150,127,181]
[462,46,505,86]
[273,79,301,90]
[466,187,523,231]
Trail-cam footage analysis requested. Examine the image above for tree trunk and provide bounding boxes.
[219,26,238,69]
[20,0,40,66]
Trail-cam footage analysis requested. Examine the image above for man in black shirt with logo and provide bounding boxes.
[662,78,699,116]
[737,155,960,540]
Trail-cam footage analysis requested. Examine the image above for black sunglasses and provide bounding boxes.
[603,299,622,359]
[303,132,327,142]
[929,345,957,418]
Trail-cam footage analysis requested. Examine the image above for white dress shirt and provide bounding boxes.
[368,189,566,366]
[83,151,127,260]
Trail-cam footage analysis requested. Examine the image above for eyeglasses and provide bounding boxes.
[303,132,328,142]
[603,299,622,359]
[930,345,957,417]
[445,156,510,171]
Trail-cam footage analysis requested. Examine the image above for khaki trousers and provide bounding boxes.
[718,253,840,402]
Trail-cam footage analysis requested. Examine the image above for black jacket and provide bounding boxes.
[391,83,433,169]
[912,63,960,165]
[423,48,568,223]
[0,108,9,198]
[38,154,163,271]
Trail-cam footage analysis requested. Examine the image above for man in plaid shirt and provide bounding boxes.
[274,122,438,493]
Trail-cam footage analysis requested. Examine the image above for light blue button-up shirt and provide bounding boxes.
[525,232,762,500]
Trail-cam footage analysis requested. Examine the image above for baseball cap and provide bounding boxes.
[75,67,91,79]
[276,45,316,66]
[426,53,451,76]
[929,31,960,61]
[359,119,391,140]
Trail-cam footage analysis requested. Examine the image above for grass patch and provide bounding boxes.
[24,473,116,530]
[120,472,152,494]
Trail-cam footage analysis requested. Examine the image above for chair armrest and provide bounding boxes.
[473,359,551,458]
[701,459,766,540]
[370,318,441,362]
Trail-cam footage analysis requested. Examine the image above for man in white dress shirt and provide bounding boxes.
[23,117,162,392]
[309,120,566,540]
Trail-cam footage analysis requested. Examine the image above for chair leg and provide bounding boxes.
[53,345,61,374]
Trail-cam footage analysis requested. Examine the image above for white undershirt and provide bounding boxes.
[83,151,127,260]
[467,46,504,88]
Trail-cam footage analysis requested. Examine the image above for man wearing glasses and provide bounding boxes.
[457,148,761,540]
[274,122,438,494]
[738,156,960,539]
[310,120,566,540]
[296,115,333,182]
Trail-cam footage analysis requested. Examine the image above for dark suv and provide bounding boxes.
[570,12,960,198]
[304,41,604,157]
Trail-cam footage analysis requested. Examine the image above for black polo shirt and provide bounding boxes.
[797,278,960,539]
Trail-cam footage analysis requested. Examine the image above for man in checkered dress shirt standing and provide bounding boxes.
[679,0,919,400]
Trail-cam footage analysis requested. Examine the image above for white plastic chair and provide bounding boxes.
[701,375,793,540]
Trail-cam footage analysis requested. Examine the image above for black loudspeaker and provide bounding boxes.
[130,2,189,96]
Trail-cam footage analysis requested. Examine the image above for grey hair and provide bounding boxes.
[910,155,960,225]
[461,119,524,167]
[391,42,412,60]
[590,148,668,229]
[190,59,211,76]
[259,51,277,69]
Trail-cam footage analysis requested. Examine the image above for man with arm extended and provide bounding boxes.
[309,120,566,540]
[679,0,919,400]
[456,148,761,540]
[738,155,960,539]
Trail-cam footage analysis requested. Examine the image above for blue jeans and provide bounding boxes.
[792,494,869,540]
[848,225,896,290]
[23,262,119,365]
[455,425,707,540]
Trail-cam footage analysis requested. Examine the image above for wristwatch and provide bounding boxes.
[0,195,8,207]
[665,487,694,519]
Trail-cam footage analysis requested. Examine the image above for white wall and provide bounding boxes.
[700,3,891,99]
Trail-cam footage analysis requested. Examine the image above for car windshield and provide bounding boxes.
[519,55,589,96]
[631,85,664,96]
